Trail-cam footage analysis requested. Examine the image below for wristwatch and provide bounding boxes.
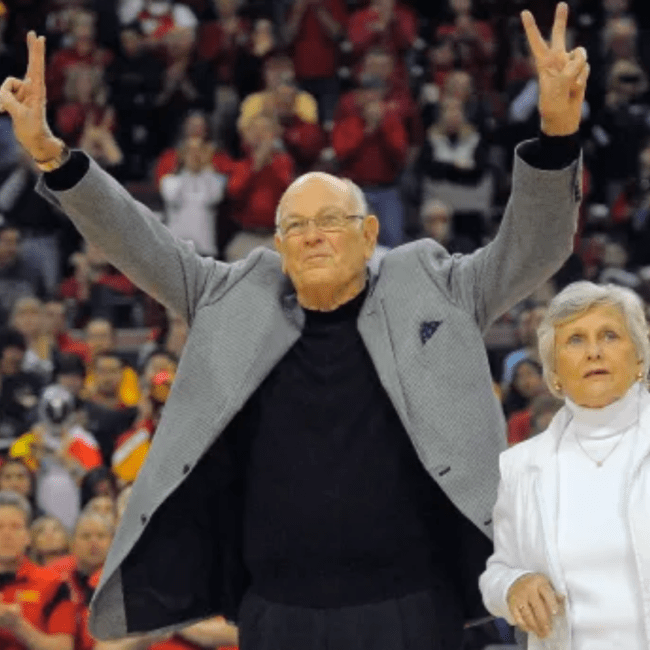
[33,140,71,172]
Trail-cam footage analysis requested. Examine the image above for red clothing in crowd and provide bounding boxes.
[0,557,76,650]
[507,408,532,446]
[196,18,251,84]
[59,270,138,301]
[347,3,417,65]
[46,47,114,106]
[154,148,235,189]
[227,153,294,230]
[281,117,327,172]
[55,104,116,148]
[335,87,421,146]
[289,0,348,80]
[48,555,99,650]
[56,332,91,365]
[332,106,407,186]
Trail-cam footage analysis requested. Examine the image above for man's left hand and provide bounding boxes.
[0,602,23,631]
[522,2,589,136]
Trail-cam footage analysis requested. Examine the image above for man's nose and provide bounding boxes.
[303,220,323,241]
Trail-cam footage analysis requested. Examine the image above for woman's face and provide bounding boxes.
[0,463,32,498]
[513,362,545,400]
[554,304,642,408]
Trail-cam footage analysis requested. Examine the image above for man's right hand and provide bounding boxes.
[0,31,64,163]
[506,572,565,639]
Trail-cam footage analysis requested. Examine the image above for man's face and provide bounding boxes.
[0,229,20,265]
[43,301,66,335]
[275,178,378,297]
[0,346,24,376]
[34,522,68,565]
[86,321,113,357]
[0,464,31,499]
[13,304,42,339]
[0,507,30,563]
[94,357,123,397]
[423,209,451,243]
[72,518,112,572]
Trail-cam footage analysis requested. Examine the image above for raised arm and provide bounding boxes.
[0,32,229,323]
[426,3,589,330]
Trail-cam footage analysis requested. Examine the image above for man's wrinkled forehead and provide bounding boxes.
[279,175,353,220]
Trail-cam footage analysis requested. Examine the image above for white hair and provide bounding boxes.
[275,172,368,230]
[74,509,115,538]
[537,281,650,397]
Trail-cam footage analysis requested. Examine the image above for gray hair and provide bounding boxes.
[74,509,115,538]
[275,172,368,230]
[538,281,650,397]
[0,490,32,524]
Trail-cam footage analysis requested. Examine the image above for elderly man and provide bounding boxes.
[0,490,76,650]
[0,3,589,649]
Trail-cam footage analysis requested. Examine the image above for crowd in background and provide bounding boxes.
[1,0,650,647]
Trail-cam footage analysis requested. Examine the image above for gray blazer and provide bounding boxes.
[37,143,582,640]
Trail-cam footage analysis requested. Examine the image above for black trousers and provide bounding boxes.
[238,587,464,650]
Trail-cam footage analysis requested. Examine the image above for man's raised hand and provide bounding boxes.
[0,31,64,163]
[522,2,590,136]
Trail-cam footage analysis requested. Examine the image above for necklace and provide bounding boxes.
[574,429,627,467]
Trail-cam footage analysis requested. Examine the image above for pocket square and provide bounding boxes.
[420,320,442,344]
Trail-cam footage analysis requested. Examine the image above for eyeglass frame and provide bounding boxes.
[277,211,366,238]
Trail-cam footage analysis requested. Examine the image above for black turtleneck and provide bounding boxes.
[240,287,451,607]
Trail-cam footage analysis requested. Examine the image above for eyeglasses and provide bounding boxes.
[278,211,364,238]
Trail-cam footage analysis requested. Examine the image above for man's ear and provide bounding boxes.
[274,233,286,273]
[362,214,380,260]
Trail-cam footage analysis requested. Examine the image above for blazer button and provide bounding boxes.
[182,464,191,475]
[433,465,451,477]
[483,518,492,527]
[140,514,147,525]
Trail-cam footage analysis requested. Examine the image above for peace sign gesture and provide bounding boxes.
[522,2,590,136]
[0,31,65,164]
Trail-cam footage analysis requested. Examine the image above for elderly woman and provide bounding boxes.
[480,281,650,649]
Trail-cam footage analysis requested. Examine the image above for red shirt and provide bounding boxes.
[289,0,348,79]
[507,409,532,446]
[155,148,235,189]
[197,18,251,84]
[332,110,407,186]
[56,332,91,365]
[0,557,76,650]
[227,152,294,230]
[347,4,417,65]
[48,556,98,650]
[46,46,114,105]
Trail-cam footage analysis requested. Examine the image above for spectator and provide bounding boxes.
[528,392,564,440]
[49,511,114,650]
[154,26,216,152]
[59,241,140,329]
[239,55,319,129]
[0,328,41,442]
[501,303,547,386]
[420,198,475,254]
[154,110,234,189]
[0,220,48,326]
[0,149,76,296]
[505,359,549,445]
[84,496,117,526]
[0,458,45,520]
[137,310,187,368]
[29,515,71,567]
[55,65,123,170]
[160,135,228,257]
[347,0,417,75]
[10,297,55,385]
[43,301,88,364]
[10,385,103,530]
[285,0,348,124]
[82,319,140,408]
[46,9,114,108]
[53,355,87,410]
[120,0,199,57]
[225,113,294,261]
[112,368,174,484]
[84,352,132,412]
[105,22,164,180]
[79,466,118,510]
[434,0,496,94]
[332,65,408,247]
[0,492,76,650]
[415,96,490,243]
